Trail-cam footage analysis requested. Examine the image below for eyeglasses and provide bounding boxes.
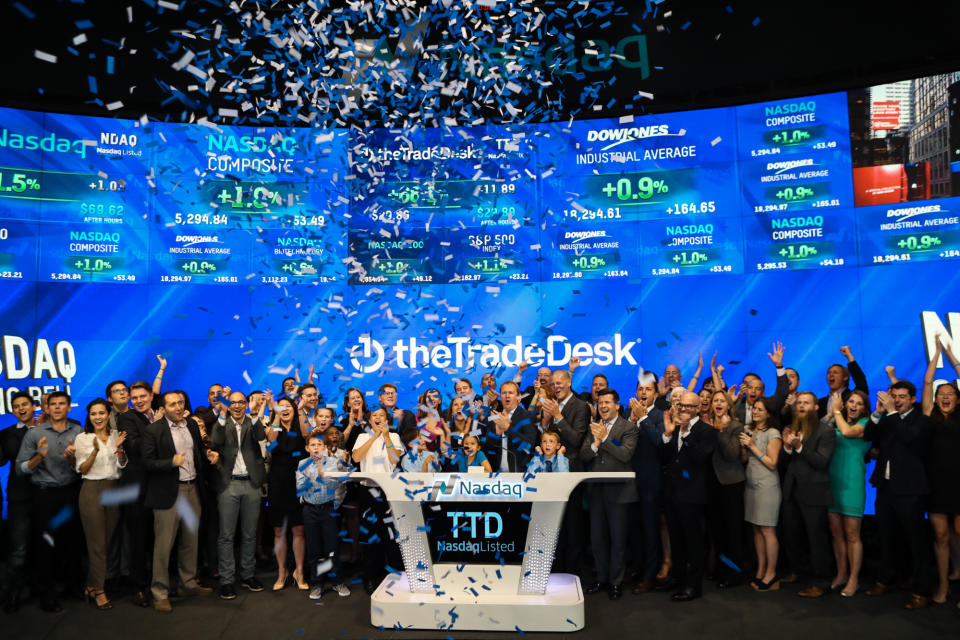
[677,403,699,411]
[230,400,248,406]
[380,391,397,397]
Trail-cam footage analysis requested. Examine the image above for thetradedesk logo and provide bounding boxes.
[430,475,524,501]
[348,333,639,373]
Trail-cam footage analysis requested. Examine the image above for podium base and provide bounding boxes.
[370,572,584,632]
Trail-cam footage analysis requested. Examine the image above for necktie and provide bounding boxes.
[546,460,553,472]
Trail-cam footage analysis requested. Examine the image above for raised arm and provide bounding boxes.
[832,392,865,438]
[687,352,704,392]
[841,346,868,394]
[152,354,167,396]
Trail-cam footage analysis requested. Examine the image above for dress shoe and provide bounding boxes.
[904,594,931,610]
[631,579,654,595]
[865,582,892,597]
[132,591,151,608]
[363,579,377,595]
[153,598,172,613]
[40,599,63,613]
[654,578,679,592]
[181,585,214,597]
[798,586,826,598]
[583,581,607,595]
[671,587,701,602]
[609,585,623,600]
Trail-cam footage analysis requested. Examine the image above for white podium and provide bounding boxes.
[333,471,634,633]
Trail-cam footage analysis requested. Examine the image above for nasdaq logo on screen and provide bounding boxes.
[349,333,639,373]
[429,475,524,501]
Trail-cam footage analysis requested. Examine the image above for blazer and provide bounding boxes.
[480,405,539,472]
[0,423,34,502]
[660,419,718,505]
[864,409,930,496]
[141,417,208,510]
[552,394,590,472]
[580,415,639,504]
[712,420,747,485]
[210,415,267,492]
[818,359,869,418]
[117,409,151,485]
[630,407,665,494]
[781,419,837,506]
[734,369,789,423]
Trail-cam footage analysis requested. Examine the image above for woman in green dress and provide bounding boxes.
[826,389,870,597]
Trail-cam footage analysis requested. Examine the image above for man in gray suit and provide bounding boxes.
[580,388,638,601]
[211,390,267,599]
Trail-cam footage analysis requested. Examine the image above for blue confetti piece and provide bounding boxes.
[611,438,622,446]
[87,76,98,94]
[567,619,576,626]
[515,626,524,634]
[75,19,93,29]
[681,21,691,30]
[13,2,35,18]
[719,554,742,573]
[520,513,531,521]
[48,505,74,530]
[752,16,761,26]
[682,470,690,479]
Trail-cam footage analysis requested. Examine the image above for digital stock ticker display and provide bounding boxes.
[1,72,960,449]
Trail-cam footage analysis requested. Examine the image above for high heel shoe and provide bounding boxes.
[292,569,309,590]
[755,576,780,592]
[273,570,290,591]
[85,588,112,610]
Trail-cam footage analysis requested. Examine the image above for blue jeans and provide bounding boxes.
[303,502,342,586]
[217,479,261,585]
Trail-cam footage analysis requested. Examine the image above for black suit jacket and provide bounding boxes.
[210,415,267,492]
[864,409,930,496]
[734,369,789,423]
[552,394,590,471]
[480,405,539,472]
[660,420,718,505]
[580,415,639,503]
[630,407,665,494]
[0,423,34,502]
[117,409,152,485]
[817,360,869,418]
[781,419,837,506]
[142,417,208,510]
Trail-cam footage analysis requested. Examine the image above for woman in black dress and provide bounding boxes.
[266,396,308,590]
[339,387,369,564]
[922,338,960,605]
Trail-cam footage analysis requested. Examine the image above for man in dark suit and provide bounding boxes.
[863,381,934,609]
[142,391,216,613]
[659,390,717,602]
[580,388,639,601]
[116,380,158,607]
[210,390,267,599]
[817,346,869,418]
[0,392,37,612]
[625,376,666,594]
[780,391,837,599]
[733,342,789,426]
[481,381,538,472]
[541,369,590,576]
[377,383,417,434]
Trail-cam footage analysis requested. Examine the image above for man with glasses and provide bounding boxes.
[659,390,717,602]
[211,391,267,599]
[377,383,416,433]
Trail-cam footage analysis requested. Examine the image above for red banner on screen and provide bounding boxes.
[872,101,901,130]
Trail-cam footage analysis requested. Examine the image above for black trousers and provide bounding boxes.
[588,491,630,586]
[33,484,83,599]
[875,486,932,595]
[120,481,154,591]
[781,497,831,586]
[555,484,587,577]
[706,474,745,580]
[627,488,661,581]
[358,486,401,583]
[664,499,706,592]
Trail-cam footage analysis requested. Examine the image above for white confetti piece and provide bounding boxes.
[34,50,57,63]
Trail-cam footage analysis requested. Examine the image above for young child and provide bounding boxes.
[296,427,351,600]
[526,429,569,473]
[455,434,492,473]
[399,429,435,472]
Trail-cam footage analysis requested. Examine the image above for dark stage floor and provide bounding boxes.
[4,575,958,640]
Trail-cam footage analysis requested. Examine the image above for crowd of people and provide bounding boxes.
[1,340,959,615]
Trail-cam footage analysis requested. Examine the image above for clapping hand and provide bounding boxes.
[172,453,185,467]
[541,398,561,421]
[877,390,894,414]
[206,449,219,465]
[628,397,647,422]
[36,436,49,458]
[663,408,676,437]
[494,411,511,435]
[63,438,76,461]
[115,431,126,456]
[589,421,605,446]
